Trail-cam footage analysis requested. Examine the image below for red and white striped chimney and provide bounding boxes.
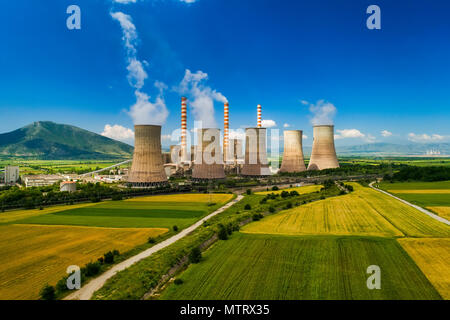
[181,97,187,162]
[224,102,230,161]
[257,104,262,128]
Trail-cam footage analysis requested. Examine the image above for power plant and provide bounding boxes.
[128,125,167,187]
[192,128,226,180]
[127,98,339,185]
[242,128,270,176]
[307,125,340,171]
[280,130,306,173]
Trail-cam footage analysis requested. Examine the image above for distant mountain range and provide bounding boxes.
[0,121,133,160]
[335,143,450,156]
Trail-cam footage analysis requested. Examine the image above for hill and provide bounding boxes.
[0,121,133,160]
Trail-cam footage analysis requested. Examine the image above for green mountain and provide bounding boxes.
[0,121,133,160]
[336,143,450,156]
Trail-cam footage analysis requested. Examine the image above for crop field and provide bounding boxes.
[428,207,450,220]
[15,194,234,229]
[243,184,450,238]
[399,239,450,299]
[0,203,98,224]
[379,181,450,190]
[255,185,322,195]
[0,224,166,300]
[161,233,441,300]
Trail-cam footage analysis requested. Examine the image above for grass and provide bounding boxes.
[0,224,167,300]
[398,238,450,300]
[161,233,441,300]
[255,185,323,195]
[243,183,450,238]
[388,193,450,207]
[15,194,234,229]
[379,181,450,190]
[427,207,450,220]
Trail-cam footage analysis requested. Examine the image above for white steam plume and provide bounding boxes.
[177,69,228,128]
[111,11,169,125]
[306,100,337,126]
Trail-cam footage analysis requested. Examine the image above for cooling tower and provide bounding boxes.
[307,125,340,171]
[242,128,271,176]
[280,130,306,173]
[128,125,168,186]
[192,128,225,180]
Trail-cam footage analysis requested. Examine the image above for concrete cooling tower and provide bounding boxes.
[307,125,340,171]
[280,130,306,173]
[128,125,168,187]
[192,128,226,180]
[242,128,271,176]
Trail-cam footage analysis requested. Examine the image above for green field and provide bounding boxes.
[161,233,441,300]
[379,181,450,190]
[15,195,233,229]
[379,181,450,207]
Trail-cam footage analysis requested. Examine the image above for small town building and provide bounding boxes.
[60,181,77,192]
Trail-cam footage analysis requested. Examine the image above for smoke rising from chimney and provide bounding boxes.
[177,69,228,128]
[306,100,337,126]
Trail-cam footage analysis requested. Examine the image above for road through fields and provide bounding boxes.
[65,195,244,300]
[369,182,450,226]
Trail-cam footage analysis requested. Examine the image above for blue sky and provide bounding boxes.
[1,0,449,147]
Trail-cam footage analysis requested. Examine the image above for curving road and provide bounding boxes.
[65,195,244,300]
[369,182,450,226]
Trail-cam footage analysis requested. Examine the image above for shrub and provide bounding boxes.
[174,278,184,285]
[98,257,104,264]
[260,198,267,204]
[285,202,293,209]
[272,186,279,191]
[281,191,289,198]
[112,194,123,201]
[40,284,56,300]
[85,262,101,277]
[226,223,234,235]
[148,237,156,244]
[103,251,115,264]
[339,190,347,195]
[173,225,179,232]
[246,189,252,195]
[269,206,275,213]
[290,191,299,197]
[252,213,263,221]
[218,224,229,240]
[244,204,252,210]
[189,247,202,264]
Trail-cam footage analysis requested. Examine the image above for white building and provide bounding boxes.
[5,166,19,184]
[23,175,61,188]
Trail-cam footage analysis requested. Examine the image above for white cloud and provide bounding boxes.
[283,123,290,128]
[300,100,309,105]
[335,129,365,140]
[303,134,308,140]
[111,11,169,125]
[261,120,277,128]
[176,69,227,128]
[381,130,393,137]
[113,0,137,4]
[307,100,337,126]
[408,133,446,143]
[101,124,134,142]
[161,134,172,141]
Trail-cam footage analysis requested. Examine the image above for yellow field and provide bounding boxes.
[255,185,322,195]
[428,207,450,221]
[0,203,98,224]
[389,190,450,194]
[0,224,168,300]
[127,193,234,203]
[243,183,450,238]
[399,238,450,300]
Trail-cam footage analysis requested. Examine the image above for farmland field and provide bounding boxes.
[428,207,450,220]
[161,233,441,300]
[0,224,167,300]
[15,194,234,229]
[399,238,450,299]
[243,183,450,238]
[255,185,322,196]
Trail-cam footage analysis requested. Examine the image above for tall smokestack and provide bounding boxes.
[308,125,340,171]
[192,128,225,180]
[242,128,270,176]
[257,104,262,128]
[280,130,306,173]
[181,97,188,162]
[128,125,167,187]
[223,102,230,162]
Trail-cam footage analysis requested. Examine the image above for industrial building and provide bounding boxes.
[4,166,19,184]
[23,175,62,188]
[308,125,340,171]
[128,125,168,187]
[280,130,306,173]
[60,181,77,192]
[192,128,225,180]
